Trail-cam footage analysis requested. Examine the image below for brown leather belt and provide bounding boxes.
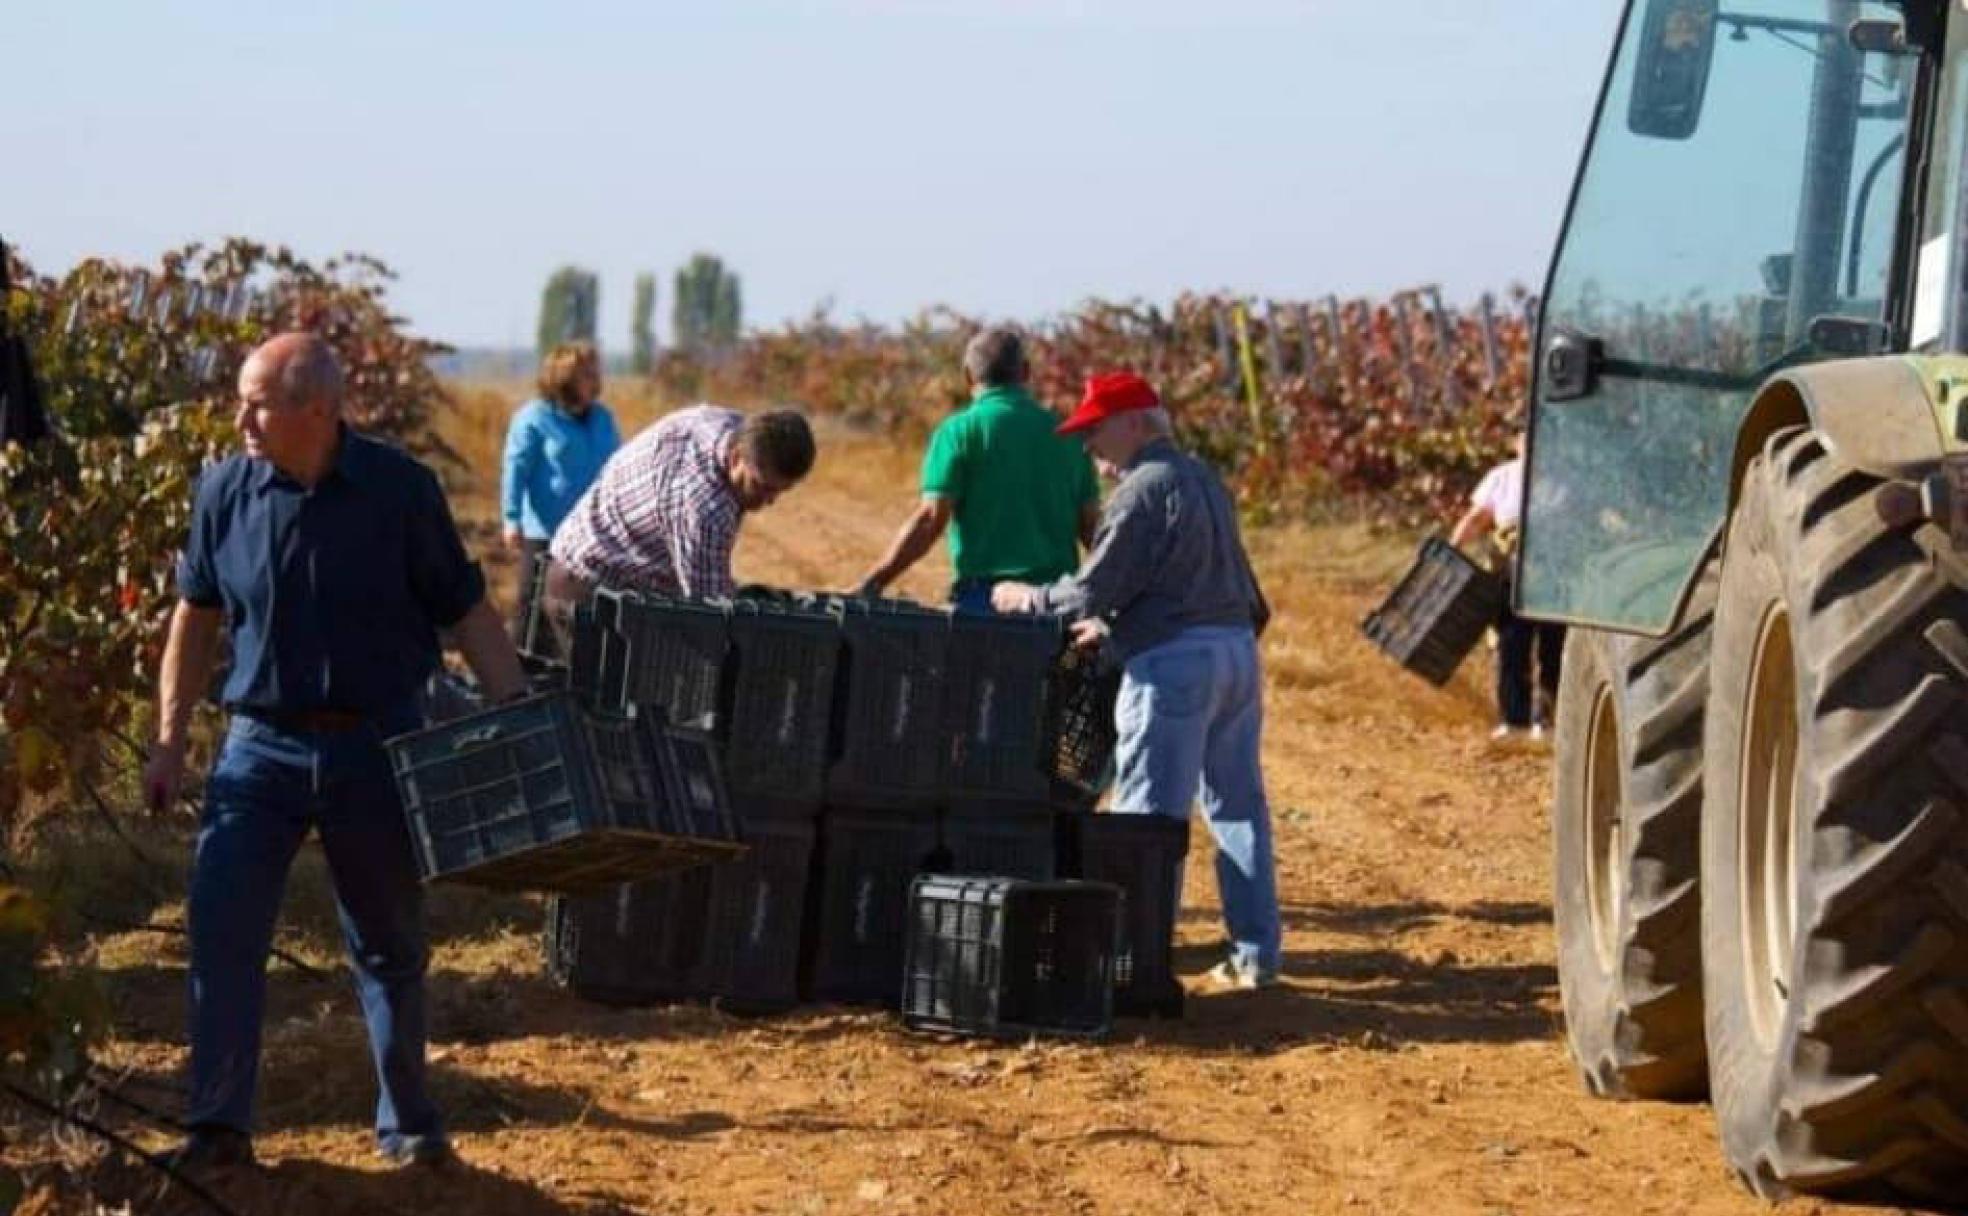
[237,707,371,734]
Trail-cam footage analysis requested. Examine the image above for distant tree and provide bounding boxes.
[630,272,657,375]
[537,266,599,356]
[672,253,742,353]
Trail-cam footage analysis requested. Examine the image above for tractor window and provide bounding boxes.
[1520,0,1915,633]
[1915,13,1968,349]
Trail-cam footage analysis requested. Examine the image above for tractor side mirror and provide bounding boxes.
[1628,0,1718,140]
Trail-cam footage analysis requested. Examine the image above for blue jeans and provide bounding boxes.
[950,578,995,616]
[1112,626,1281,976]
[186,711,440,1152]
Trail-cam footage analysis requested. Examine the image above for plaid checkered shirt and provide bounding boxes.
[549,405,743,599]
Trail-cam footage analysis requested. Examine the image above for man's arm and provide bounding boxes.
[1019,482,1161,620]
[669,497,740,600]
[143,600,224,814]
[1449,504,1494,551]
[1077,500,1100,552]
[448,598,527,702]
[859,496,953,596]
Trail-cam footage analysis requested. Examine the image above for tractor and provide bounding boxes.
[1528,0,1968,1200]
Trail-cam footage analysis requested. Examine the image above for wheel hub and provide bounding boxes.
[1583,683,1625,973]
[1739,603,1799,1051]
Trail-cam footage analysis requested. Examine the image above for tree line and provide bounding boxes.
[537,253,742,372]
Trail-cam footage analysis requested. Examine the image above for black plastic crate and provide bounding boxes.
[901,875,1121,1039]
[568,598,629,715]
[606,590,733,733]
[1066,812,1190,1018]
[809,807,942,1006]
[1046,646,1120,808]
[543,868,713,1005]
[515,551,557,667]
[695,816,817,1012]
[1360,538,1504,686]
[829,600,950,809]
[943,614,1064,805]
[387,691,745,894]
[939,806,1057,880]
[725,600,843,808]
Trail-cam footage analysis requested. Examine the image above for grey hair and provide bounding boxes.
[1139,406,1173,437]
[276,335,346,411]
[962,326,1027,387]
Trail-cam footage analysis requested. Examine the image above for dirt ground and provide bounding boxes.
[17,400,1914,1215]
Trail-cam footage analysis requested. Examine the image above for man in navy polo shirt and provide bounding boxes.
[142,333,525,1171]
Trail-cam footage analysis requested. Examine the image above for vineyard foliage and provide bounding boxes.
[649,290,1535,526]
[0,239,450,829]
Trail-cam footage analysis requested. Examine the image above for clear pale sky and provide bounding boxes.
[7,2,1624,349]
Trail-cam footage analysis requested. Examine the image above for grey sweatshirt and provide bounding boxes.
[1036,439,1268,662]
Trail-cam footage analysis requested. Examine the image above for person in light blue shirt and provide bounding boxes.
[499,341,620,643]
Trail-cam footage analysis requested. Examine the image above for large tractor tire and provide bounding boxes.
[1554,564,1716,1100]
[1703,426,1968,1200]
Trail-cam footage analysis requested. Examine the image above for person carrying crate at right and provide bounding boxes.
[1449,429,1564,741]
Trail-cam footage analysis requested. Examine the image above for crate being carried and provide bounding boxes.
[387,689,744,894]
[901,875,1121,1040]
[1045,643,1120,810]
[1360,537,1504,686]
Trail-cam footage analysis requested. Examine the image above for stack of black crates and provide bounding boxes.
[544,586,1188,1019]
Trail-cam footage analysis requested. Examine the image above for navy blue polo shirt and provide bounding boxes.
[176,426,486,721]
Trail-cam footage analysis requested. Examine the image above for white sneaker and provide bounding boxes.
[1206,960,1279,991]
[1489,724,1521,741]
[1529,723,1546,743]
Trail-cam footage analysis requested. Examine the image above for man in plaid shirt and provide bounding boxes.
[541,405,814,638]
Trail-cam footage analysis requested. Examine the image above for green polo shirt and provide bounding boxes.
[921,386,1099,584]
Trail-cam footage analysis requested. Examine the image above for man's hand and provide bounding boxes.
[450,597,529,703]
[501,523,525,553]
[1068,617,1110,651]
[852,575,885,600]
[143,738,189,817]
[991,581,1039,614]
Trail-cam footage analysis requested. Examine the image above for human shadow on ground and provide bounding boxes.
[1113,896,1559,1053]
[86,1149,632,1216]
[95,956,898,1053]
[95,891,1559,1070]
[1265,898,1551,933]
[68,1040,741,1144]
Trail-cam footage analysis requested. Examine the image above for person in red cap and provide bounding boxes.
[992,371,1281,989]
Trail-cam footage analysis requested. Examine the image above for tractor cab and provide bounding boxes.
[1521,0,1940,632]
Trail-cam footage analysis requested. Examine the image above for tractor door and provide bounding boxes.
[1518,0,1922,633]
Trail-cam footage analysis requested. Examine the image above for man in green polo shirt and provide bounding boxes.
[857,327,1098,611]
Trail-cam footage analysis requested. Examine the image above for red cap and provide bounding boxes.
[1057,371,1160,435]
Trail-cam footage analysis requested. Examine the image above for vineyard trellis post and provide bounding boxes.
[1295,302,1318,380]
[1392,293,1424,411]
[1212,302,1238,394]
[1262,300,1286,386]
[1425,284,1461,411]
[1478,292,1503,389]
